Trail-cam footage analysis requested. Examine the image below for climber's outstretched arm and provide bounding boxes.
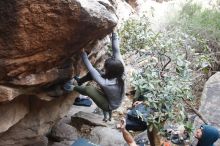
[81,51,106,86]
[112,32,124,64]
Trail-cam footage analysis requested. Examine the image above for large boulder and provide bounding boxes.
[0,0,117,86]
[0,0,118,145]
[194,72,220,145]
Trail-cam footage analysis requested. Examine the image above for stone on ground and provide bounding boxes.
[89,126,126,146]
[49,122,78,142]
[71,111,107,129]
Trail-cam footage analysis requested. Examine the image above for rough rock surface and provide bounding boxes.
[50,141,70,146]
[23,136,48,146]
[89,126,126,146]
[0,92,77,146]
[59,99,97,124]
[0,0,117,145]
[114,0,134,28]
[0,96,29,133]
[194,72,220,145]
[49,122,78,142]
[71,111,107,129]
[0,0,117,86]
[126,0,138,9]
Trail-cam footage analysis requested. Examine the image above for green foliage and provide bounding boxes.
[173,2,220,70]
[132,38,193,131]
[119,11,219,131]
[119,1,219,136]
[119,15,156,54]
[184,121,194,133]
[120,16,197,131]
[179,2,220,40]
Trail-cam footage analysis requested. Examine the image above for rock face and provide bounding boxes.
[0,96,29,133]
[0,0,117,86]
[125,0,138,9]
[69,111,126,146]
[0,92,77,146]
[194,72,220,145]
[0,0,117,145]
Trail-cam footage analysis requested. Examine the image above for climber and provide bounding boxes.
[63,31,125,122]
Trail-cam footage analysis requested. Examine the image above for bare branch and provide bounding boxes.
[182,98,209,124]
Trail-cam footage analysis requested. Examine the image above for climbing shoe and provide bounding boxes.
[103,118,108,122]
[74,75,82,85]
[63,80,75,92]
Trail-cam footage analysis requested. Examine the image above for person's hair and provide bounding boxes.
[104,57,125,95]
[104,57,124,79]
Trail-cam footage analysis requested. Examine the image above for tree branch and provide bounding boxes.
[159,53,171,78]
[182,98,209,124]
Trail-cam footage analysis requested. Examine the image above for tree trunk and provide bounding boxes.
[147,127,162,146]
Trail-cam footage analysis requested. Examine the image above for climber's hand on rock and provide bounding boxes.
[113,26,118,32]
[80,48,85,53]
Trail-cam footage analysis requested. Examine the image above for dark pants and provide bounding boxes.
[74,85,110,111]
[73,72,112,120]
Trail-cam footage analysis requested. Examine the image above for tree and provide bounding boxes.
[119,16,195,146]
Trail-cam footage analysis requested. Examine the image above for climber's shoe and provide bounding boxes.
[74,75,82,86]
[103,118,108,122]
[63,79,76,92]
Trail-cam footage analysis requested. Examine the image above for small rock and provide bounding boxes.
[71,111,107,129]
[49,123,78,142]
[80,124,92,134]
[89,126,126,146]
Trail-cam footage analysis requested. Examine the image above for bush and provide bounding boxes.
[119,17,197,132]
[119,3,219,133]
[180,2,220,39]
[119,3,220,143]
[175,1,220,71]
